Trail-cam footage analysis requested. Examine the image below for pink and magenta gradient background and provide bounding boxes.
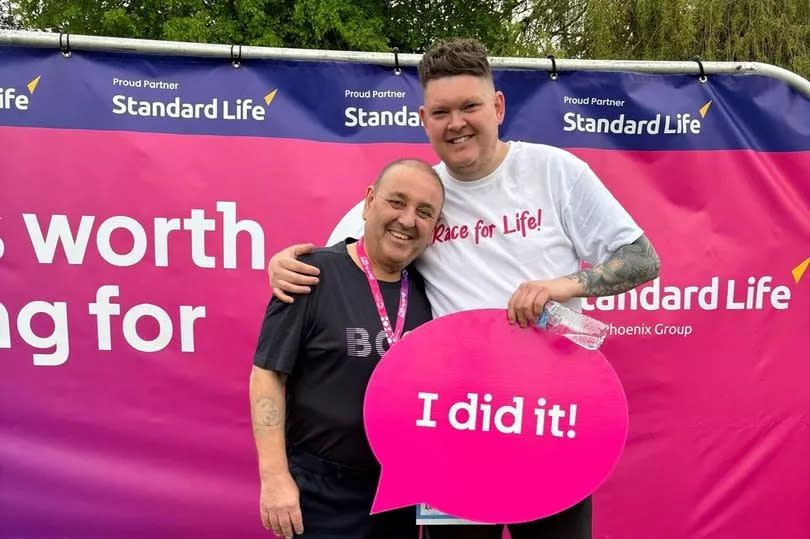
[1,125,809,538]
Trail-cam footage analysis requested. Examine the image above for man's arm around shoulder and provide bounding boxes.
[267,244,321,304]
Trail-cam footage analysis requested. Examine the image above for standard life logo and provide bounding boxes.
[563,99,713,135]
[0,75,42,111]
[112,89,278,121]
[583,258,809,312]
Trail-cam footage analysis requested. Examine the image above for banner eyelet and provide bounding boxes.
[693,56,707,83]
[58,31,72,58]
[231,44,242,69]
[392,47,401,76]
[547,55,558,81]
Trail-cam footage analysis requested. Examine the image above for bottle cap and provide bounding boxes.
[536,310,550,329]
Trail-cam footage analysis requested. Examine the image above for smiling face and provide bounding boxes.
[419,74,506,181]
[361,163,444,274]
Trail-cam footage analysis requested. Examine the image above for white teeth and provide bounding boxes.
[450,135,472,144]
[389,230,411,240]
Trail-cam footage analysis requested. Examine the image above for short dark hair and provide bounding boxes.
[374,158,445,204]
[418,38,493,88]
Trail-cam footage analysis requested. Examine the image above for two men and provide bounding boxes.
[250,159,444,539]
[265,38,661,538]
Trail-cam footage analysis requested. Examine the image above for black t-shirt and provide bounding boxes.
[253,239,433,470]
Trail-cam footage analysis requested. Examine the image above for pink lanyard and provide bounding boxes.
[355,238,409,347]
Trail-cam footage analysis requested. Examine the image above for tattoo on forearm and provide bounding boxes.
[566,235,661,297]
[253,397,282,429]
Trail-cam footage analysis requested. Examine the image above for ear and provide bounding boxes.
[494,91,505,126]
[361,185,375,220]
[418,105,428,133]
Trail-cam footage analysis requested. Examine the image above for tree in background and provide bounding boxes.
[1,1,22,29]
[582,0,810,81]
[9,0,382,49]
[7,0,810,79]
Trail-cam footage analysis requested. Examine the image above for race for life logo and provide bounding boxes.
[562,96,713,136]
[0,75,41,112]
[111,75,278,122]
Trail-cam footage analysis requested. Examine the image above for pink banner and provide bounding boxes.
[1,46,809,538]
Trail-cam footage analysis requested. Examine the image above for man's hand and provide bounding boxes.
[508,236,661,328]
[260,472,304,538]
[507,278,580,328]
[267,244,320,304]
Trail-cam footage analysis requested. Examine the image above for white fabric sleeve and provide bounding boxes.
[559,163,644,265]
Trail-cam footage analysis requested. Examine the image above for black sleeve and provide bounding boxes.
[253,293,311,375]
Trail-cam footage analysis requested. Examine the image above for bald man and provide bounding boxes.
[250,159,445,539]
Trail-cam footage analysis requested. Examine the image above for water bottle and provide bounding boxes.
[536,300,608,351]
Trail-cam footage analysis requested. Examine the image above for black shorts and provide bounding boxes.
[425,496,592,539]
[288,449,418,539]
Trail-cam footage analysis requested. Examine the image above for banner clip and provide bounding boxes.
[693,55,707,83]
[231,44,242,69]
[392,47,401,76]
[547,55,558,80]
[58,31,72,58]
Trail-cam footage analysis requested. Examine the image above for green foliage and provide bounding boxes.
[12,0,385,49]
[1,1,22,29]
[10,0,543,54]
[8,0,810,80]
[581,0,810,79]
[384,0,534,55]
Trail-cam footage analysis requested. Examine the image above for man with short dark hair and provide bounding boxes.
[250,158,444,539]
[268,38,660,539]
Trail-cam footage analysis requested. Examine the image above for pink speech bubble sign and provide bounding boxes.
[363,308,628,524]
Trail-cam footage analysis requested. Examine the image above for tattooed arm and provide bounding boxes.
[566,234,661,296]
[507,234,660,327]
[249,366,303,538]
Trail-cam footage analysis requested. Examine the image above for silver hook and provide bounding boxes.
[231,44,242,69]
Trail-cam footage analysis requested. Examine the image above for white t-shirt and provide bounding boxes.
[326,141,643,318]
[416,141,643,317]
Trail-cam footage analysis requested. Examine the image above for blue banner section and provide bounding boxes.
[1,46,809,151]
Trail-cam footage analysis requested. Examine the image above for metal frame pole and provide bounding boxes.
[2,29,810,99]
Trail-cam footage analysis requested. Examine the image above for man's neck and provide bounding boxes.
[450,140,510,181]
[347,241,402,282]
